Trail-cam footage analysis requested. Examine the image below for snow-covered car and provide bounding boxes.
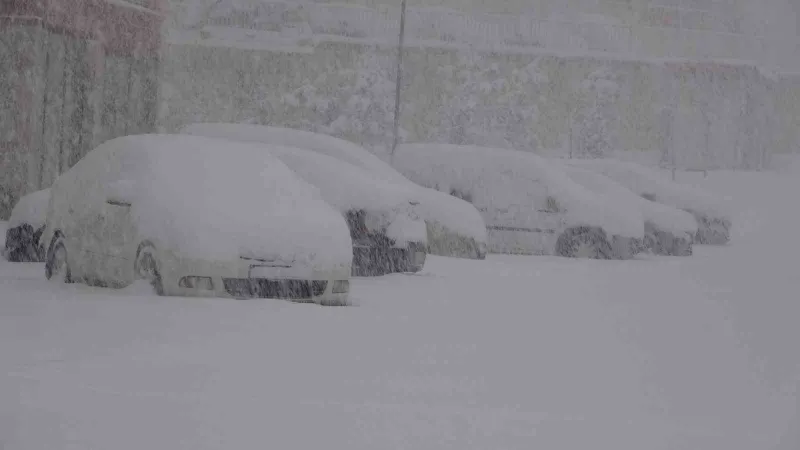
[245,145,428,277]
[557,164,698,256]
[3,188,50,262]
[393,144,645,259]
[41,134,353,304]
[179,124,488,260]
[565,159,733,245]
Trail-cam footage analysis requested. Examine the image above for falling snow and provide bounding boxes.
[1,1,799,449]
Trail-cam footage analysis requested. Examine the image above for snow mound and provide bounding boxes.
[566,159,733,221]
[394,144,644,240]
[263,145,428,246]
[8,189,51,229]
[74,135,352,272]
[180,124,487,245]
[558,164,698,237]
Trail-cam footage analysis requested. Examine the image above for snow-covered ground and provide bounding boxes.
[1,165,799,449]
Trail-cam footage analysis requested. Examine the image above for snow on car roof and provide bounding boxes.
[180,124,487,242]
[89,134,352,268]
[8,188,50,229]
[395,143,644,239]
[558,164,698,236]
[180,123,409,184]
[565,158,733,221]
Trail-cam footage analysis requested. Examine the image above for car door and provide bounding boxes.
[70,187,107,285]
[71,153,124,286]
[101,190,137,287]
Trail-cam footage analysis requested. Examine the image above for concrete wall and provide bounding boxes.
[0,21,160,219]
[159,41,787,169]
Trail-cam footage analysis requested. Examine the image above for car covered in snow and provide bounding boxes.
[393,144,646,259]
[179,124,488,260]
[41,134,353,304]
[3,188,50,262]
[247,145,428,276]
[557,164,697,256]
[565,159,733,245]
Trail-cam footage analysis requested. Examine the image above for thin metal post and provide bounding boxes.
[389,0,407,164]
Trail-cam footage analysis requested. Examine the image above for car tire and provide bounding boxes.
[45,236,72,283]
[555,227,613,259]
[134,243,165,296]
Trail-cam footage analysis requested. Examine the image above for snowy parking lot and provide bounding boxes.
[1,166,798,449]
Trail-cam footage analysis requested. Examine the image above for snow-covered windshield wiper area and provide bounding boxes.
[239,256,294,267]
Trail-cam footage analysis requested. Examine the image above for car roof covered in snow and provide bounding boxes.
[180,123,410,184]
[564,158,732,221]
[180,124,487,242]
[395,143,644,238]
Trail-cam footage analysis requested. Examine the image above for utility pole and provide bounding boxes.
[389,0,407,165]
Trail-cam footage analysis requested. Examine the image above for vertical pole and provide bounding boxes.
[389,0,407,164]
[568,114,573,159]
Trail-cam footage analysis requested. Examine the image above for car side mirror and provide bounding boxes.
[106,180,135,207]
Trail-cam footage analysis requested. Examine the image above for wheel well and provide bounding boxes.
[47,230,65,254]
[136,240,156,256]
[555,226,612,258]
[561,226,606,238]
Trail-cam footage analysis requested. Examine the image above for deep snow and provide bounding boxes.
[1,166,798,450]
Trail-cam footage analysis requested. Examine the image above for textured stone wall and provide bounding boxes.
[0,21,160,219]
[159,41,784,170]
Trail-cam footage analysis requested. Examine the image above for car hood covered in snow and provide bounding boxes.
[179,124,487,245]
[8,188,51,230]
[557,163,698,237]
[260,145,428,246]
[565,158,733,222]
[70,135,352,272]
[394,144,644,239]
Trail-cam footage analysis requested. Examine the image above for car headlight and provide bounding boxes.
[332,280,350,294]
[179,276,214,290]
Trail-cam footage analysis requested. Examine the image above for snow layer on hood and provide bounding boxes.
[261,145,427,246]
[99,135,352,271]
[394,144,644,239]
[558,164,698,237]
[566,159,733,221]
[8,189,50,229]
[180,123,486,243]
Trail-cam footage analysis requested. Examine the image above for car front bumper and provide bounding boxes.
[158,254,350,304]
[609,235,643,260]
[644,224,693,256]
[351,241,427,276]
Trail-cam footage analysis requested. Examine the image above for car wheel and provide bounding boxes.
[555,227,612,259]
[45,237,72,283]
[134,244,165,295]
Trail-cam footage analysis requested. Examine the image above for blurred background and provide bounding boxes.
[2,0,800,217]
